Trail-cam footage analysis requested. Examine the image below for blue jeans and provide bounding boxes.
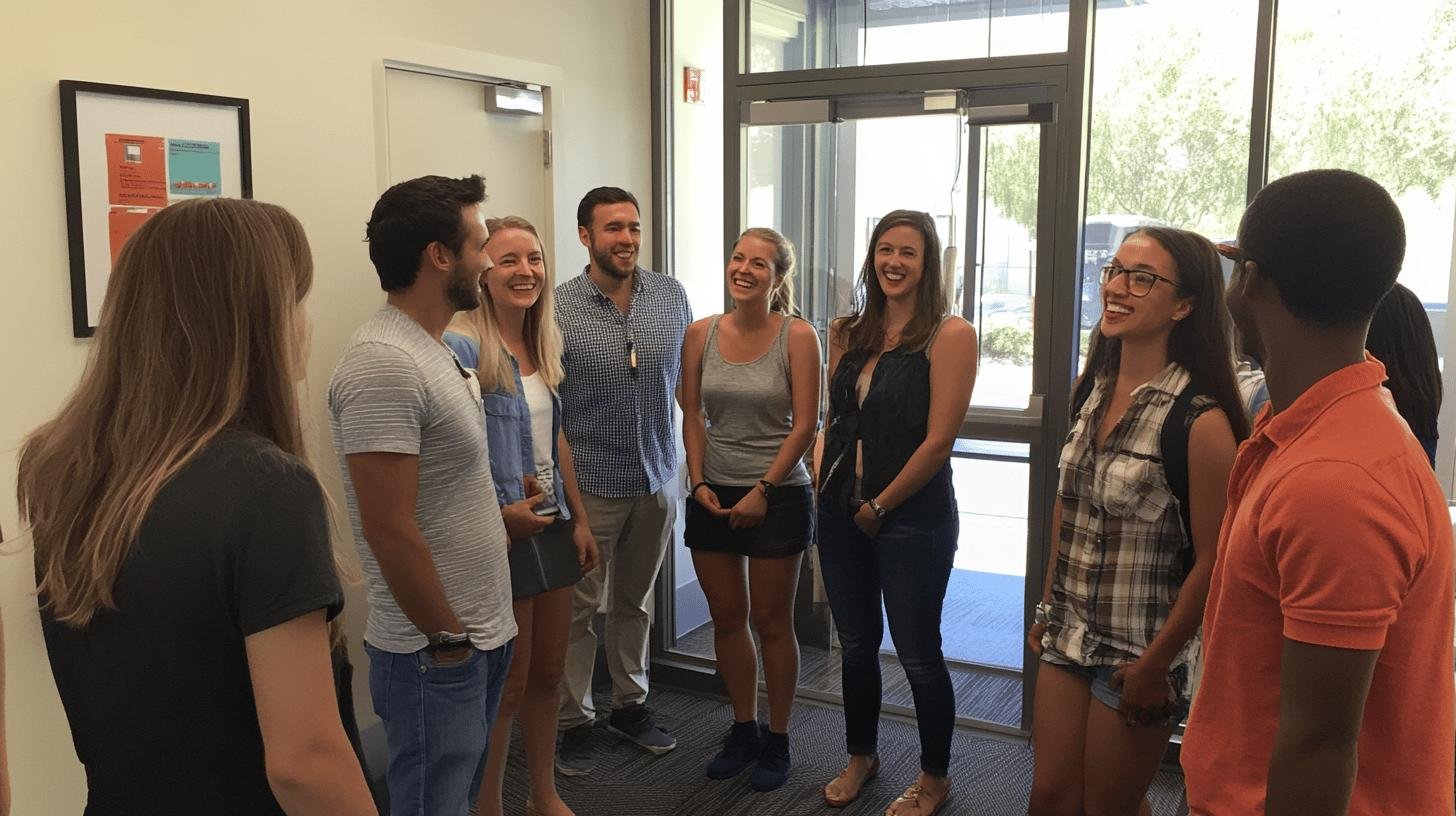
[817,508,958,776]
[364,641,514,816]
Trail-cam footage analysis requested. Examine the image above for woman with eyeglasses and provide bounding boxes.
[1026,227,1248,816]
[817,210,977,816]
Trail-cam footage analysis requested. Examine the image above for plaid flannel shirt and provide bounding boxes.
[1044,362,1213,671]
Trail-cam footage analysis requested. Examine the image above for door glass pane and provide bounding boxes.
[723,104,1052,730]
[748,0,1069,73]
[1078,0,1260,369]
[975,123,1040,409]
[1268,0,1456,357]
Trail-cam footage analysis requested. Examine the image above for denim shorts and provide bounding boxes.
[1039,653,1191,726]
[684,483,814,558]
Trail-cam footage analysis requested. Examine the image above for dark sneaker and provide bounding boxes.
[749,730,791,792]
[555,723,597,776]
[705,720,765,779]
[606,704,677,754]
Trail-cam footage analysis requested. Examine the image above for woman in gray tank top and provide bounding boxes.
[680,227,822,793]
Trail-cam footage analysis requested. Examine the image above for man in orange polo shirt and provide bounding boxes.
[1182,169,1454,815]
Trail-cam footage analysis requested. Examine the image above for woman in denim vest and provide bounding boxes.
[817,210,977,816]
[445,216,599,816]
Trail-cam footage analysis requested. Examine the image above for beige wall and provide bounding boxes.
[0,1,651,811]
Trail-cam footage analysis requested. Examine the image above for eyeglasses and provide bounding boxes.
[1215,242,1260,273]
[1100,262,1183,298]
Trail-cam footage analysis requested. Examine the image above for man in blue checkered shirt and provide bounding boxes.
[554,187,691,775]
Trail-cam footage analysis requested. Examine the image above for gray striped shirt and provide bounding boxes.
[328,305,515,653]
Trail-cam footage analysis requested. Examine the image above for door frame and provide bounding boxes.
[650,0,1094,737]
[372,45,564,258]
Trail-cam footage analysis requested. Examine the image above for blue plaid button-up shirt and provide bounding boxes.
[555,266,691,498]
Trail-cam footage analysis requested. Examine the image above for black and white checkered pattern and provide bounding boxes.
[556,266,691,498]
[1045,362,1213,673]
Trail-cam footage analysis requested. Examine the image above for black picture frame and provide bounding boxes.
[59,80,252,338]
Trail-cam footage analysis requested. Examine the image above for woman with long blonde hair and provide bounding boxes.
[444,216,599,816]
[19,197,375,816]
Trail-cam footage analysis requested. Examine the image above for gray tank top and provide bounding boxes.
[701,314,811,486]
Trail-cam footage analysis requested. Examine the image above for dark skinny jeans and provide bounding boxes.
[817,507,958,776]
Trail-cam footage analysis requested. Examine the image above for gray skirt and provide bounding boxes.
[509,518,582,598]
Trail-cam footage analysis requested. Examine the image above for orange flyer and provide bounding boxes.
[108,207,159,267]
[105,133,166,207]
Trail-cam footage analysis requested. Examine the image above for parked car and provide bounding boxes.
[979,292,1033,331]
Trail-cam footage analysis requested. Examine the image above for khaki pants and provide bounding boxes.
[558,487,676,728]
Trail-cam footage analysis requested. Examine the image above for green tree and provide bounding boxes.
[985,5,1456,238]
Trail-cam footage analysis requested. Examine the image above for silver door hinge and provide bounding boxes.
[543,130,553,168]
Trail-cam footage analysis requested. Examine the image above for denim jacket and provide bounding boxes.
[443,331,570,519]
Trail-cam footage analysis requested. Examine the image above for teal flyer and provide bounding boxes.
[166,139,222,197]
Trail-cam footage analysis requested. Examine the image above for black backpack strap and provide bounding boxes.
[1161,379,1203,542]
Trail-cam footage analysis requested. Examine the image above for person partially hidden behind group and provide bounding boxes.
[680,227,822,792]
[444,215,600,816]
[817,210,978,816]
[1027,227,1247,816]
[1365,281,1442,468]
[20,197,376,814]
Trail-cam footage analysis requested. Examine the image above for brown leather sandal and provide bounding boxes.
[884,779,953,816]
[823,756,881,808]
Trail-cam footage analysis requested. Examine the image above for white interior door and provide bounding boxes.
[384,68,549,239]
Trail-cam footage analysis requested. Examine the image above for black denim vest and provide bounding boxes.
[818,343,955,526]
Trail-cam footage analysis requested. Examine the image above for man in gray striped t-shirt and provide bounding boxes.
[329,174,539,816]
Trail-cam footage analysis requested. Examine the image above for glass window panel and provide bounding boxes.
[1077,0,1260,369]
[748,0,1069,73]
[976,123,1040,409]
[1268,0,1456,358]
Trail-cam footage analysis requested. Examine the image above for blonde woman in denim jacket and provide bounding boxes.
[445,216,599,816]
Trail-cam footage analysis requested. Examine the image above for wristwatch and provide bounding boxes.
[758,479,776,499]
[866,498,889,519]
[426,631,471,652]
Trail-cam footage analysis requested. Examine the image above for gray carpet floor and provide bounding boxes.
[675,623,1024,728]
[497,687,1188,815]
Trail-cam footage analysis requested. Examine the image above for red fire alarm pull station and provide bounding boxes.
[683,67,703,104]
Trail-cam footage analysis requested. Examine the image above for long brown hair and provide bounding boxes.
[448,215,564,394]
[18,197,315,627]
[734,227,798,314]
[837,209,949,353]
[1071,226,1251,443]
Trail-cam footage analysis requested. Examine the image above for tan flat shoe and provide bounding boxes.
[884,779,952,816]
[823,756,880,808]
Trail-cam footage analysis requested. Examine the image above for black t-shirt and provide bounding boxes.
[40,430,345,815]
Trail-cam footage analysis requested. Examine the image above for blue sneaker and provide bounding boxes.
[606,704,677,755]
[749,730,791,792]
[705,720,764,779]
[555,724,597,776]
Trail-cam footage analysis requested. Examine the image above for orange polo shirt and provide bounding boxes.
[1182,355,1454,815]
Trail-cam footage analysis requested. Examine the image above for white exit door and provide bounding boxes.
[384,67,550,241]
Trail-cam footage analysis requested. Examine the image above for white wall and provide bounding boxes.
[0,1,651,811]
[672,0,727,320]
[670,0,726,605]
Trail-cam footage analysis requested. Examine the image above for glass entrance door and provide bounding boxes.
[669,80,1069,733]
